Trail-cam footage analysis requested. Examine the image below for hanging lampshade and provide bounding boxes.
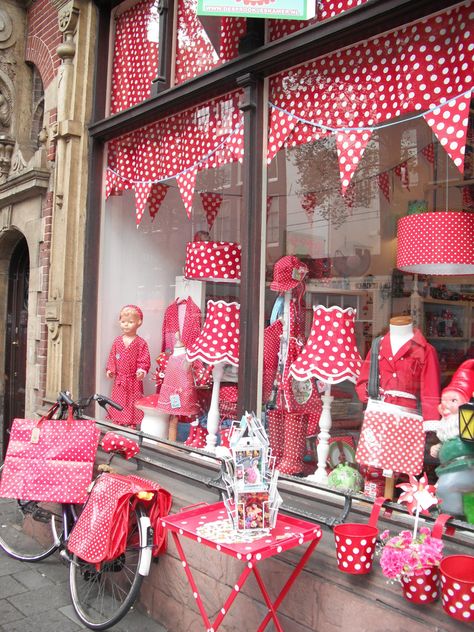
[290,305,362,384]
[397,211,474,275]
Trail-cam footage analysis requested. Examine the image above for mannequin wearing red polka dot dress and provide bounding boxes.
[106,305,151,427]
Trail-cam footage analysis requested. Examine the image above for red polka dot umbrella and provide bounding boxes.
[290,305,362,384]
[397,211,474,275]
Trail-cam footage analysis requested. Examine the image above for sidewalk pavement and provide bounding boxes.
[0,549,167,632]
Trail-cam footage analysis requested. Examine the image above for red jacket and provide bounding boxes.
[356,328,440,421]
[161,297,202,353]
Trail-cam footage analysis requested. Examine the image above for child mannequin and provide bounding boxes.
[106,305,151,427]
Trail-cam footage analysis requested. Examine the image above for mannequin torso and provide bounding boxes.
[389,316,414,356]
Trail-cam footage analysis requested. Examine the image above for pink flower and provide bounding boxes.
[378,528,444,582]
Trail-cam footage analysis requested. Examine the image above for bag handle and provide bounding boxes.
[31,404,75,443]
[367,336,382,400]
[368,496,389,528]
[431,513,454,539]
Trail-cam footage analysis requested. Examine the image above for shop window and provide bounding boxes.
[98,92,244,447]
[263,2,474,502]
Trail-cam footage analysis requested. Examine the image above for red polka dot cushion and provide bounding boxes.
[101,432,140,460]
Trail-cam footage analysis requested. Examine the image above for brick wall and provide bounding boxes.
[25,0,62,88]
[37,191,54,395]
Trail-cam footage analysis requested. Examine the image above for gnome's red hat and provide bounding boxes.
[442,359,474,402]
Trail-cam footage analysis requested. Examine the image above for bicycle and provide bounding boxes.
[0,391,159,630]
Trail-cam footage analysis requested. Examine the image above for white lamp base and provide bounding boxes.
[306,387,333,485]
[204,363,225,454]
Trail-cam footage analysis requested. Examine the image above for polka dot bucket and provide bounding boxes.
[333,497,385,575]
[401,567,440,604]
[439,555,474,622]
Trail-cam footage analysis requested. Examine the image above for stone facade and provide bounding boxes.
[0,0,96,431]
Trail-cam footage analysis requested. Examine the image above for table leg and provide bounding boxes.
[172,533,254,632]
[252,566,284,632]
[256,538,319,632]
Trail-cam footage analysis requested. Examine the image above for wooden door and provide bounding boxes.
[4,238,29,455]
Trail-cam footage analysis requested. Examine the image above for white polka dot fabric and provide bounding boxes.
[356,405,425,475]
[184,241,241,282]
[397,211,474,274]
[0,417,101,504]
[187,300,240,366]
[110,0,158,115]
[290,305,362,384]
[67,473,172,564]
[200,192,223,230]
[268,3,474,188]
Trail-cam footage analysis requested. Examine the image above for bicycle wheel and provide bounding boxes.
[0,465,61,561]
[69,502,151,630]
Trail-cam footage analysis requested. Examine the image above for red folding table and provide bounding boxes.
[161,501,322,632]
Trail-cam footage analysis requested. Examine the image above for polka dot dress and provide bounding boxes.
[156,353,201,416]
[106,335,151,427]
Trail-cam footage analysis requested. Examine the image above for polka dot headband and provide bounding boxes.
[120,304,143,321]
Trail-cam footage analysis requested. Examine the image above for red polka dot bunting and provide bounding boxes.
[176,169,198,218]
[200,192,223,230]
[134,182,152,225]
[148,183,169,220]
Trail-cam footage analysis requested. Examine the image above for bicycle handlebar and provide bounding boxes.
[56,391,123,416]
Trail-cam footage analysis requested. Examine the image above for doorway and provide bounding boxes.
[4,237,29,455]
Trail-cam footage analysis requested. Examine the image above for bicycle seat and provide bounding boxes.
[101,433,140,459]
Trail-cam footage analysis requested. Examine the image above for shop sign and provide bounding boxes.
[197,0,316,21]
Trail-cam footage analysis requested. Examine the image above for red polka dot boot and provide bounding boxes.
[277,413,308,476]
[266,409,284,466]
[190,425,208,449]
[184,420,199,446]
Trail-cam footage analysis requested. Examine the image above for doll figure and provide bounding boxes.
[426,359,474,521]
[106,305,151,427]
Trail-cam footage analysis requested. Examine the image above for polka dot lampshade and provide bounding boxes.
[186,300,240,367]
[397,212,474,275]
[184,241,241,283]
[290,305,362,384]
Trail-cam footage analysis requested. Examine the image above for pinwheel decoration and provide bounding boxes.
[397,473,439,537]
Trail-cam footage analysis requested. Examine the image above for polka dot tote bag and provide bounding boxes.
[0,407,101,504]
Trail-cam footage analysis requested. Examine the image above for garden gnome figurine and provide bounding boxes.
[426,359,474,522]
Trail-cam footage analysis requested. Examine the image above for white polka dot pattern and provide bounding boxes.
[356,406,425,475]
[290,305,362,384]
[0,417,101,504]
[440,555,474,622]
[200,192,223,230]
[187,300,240,366]
[333,524,378,574]
[110,1,158,114]
[268,3,473,187]
[401,567,440,603]
[184,242,241,282]
[397,212,474,273]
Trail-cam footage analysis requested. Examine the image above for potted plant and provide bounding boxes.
[377,473,449,604]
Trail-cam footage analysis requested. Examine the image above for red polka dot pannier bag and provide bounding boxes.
[0,405,101,504]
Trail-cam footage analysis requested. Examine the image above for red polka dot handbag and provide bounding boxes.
[0,406,101,504]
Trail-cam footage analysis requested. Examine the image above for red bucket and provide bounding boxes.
[333,497,385,574]
[440,555,474,622]
[401,566,440,604]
